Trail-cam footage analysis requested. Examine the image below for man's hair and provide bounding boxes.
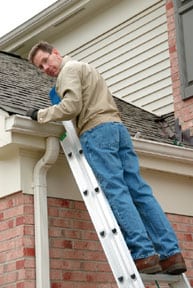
[28,41,54,64]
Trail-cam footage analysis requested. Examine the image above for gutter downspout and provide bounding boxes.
[33,137,60,288]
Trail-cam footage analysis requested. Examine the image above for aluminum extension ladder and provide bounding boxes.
[59,120,191,288]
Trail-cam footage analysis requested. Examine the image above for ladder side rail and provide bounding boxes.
[181,274,192,288]
[63,121,129,229]
[60,138,106,232]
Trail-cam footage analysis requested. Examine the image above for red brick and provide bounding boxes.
[16,260,25,270]
[17,283,25,288]
[0,212,4,220]
[23,248,35,257]
[166,1,173,11]
[23,225,34,236]
[50,269,62,280]
[51,283,63,288]
[48,198,72,208]
[51,239,73,249]
[0,219,14,232]
[16,216,25,226]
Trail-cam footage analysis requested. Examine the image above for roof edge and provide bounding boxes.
[5,114,64,137]
[0,0,90,51]
[133,137,193,177]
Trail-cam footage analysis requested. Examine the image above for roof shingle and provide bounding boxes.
[0,51,176,145]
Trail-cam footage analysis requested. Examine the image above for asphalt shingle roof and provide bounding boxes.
[0,51,54,114]
[0,51,176,145]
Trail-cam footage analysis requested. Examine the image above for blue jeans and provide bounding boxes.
[80,122,181,260]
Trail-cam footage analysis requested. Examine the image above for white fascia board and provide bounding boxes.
[133,138,193,177]
[5,115,64,137]
[1,114,64,152]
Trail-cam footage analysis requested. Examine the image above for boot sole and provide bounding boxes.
[139,264,162,274]
[162,263,187,275]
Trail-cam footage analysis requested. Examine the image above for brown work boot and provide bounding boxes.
[135,254,162,274]
[160,253,187,275]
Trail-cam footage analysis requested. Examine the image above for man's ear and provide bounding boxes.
[52,48,60,55]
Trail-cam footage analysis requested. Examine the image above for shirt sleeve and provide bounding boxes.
[38,63,83,124]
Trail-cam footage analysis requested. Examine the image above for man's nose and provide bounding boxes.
[42,63,49,72]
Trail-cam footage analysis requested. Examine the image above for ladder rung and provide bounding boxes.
[141,273,181,284]
[141,273,191,288]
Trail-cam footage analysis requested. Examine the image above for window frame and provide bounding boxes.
[174,0,193,99]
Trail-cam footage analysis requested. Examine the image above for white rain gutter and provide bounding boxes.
[33,136,60,288]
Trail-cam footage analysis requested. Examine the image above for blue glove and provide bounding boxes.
[49,86,61,105]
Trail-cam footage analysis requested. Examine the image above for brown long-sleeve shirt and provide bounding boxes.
[38,56,121,135]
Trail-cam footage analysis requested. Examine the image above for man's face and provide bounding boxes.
[33,48,62,77]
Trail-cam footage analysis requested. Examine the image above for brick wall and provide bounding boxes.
[167,214,193,287]
[0,192,35,288]
[0,192,115,288]
[0,192,193,287]
[48,197,115,288]
[166,0,193,144]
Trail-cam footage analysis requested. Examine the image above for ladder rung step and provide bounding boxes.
[141,273,182,284]
[141,273,191,288]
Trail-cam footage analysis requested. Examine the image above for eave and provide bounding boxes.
[1,114,193,177]
[133,138,193,177]
[0,114,64,155]
[0,0,115,57]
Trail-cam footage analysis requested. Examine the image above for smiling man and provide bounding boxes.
[27,41,187,275]
[32,46,62,77]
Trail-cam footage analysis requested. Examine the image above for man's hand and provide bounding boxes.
[26,108,38,121]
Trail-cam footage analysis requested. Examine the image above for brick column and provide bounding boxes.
[0,192,35,288]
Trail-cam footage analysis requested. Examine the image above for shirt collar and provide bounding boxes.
[59,55,72,71]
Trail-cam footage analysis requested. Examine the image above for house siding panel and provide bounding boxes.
[69,1,173,116]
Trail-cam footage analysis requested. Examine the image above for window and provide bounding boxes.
[174,0,193,99]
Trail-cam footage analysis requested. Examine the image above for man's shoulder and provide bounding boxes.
[63,58,90,75]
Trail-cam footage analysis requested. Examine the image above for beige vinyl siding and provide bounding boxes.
[69,1,173,116]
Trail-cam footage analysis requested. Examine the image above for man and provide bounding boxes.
[27,41,187,275]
